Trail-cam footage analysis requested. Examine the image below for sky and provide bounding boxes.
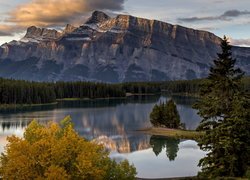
[0,0,250,46]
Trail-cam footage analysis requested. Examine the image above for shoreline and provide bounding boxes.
[0,102,58,109]
[137,177,198,180]
[56,96,127,101]
[126,93,158,96]
[0,93,160,109]
[0,93,195,110]
[136,127,203,140]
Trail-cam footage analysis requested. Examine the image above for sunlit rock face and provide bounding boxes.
[0,11,249,82]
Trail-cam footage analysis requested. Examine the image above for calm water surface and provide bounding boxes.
[0,95,205,178]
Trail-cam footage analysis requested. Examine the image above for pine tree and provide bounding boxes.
[150,99,181,128]
[164,99,181,128]
[194,36,250,177]
[150,102,165,127]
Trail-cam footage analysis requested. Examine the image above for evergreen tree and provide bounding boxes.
[164,99,181,128]
[194,36,250,177]
[150,103,165,127]
[150,99,181,128]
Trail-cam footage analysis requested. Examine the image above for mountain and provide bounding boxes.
[0,11,249,82]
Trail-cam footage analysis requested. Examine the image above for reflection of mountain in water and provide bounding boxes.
[0,95,201,154]
[93,135,150,153]
[150,135,180,161]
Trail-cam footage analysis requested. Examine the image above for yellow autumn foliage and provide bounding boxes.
[0,116,136,179]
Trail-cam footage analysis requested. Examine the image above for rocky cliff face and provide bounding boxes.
[0,11,249,82]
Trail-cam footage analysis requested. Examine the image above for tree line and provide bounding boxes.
[0,75,249,105]
[0,79,125,105]
[121,77,250,95]
[0,78,56,104]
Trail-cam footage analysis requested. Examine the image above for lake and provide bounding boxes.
[0,95,205,179]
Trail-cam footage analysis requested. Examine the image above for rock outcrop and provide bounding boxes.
[0,11,249,82]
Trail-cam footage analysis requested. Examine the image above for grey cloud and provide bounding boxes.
[221,10,250,18]
[178,10,250,22]
[0,31,13,36]
[0,24,22,37]
[5,0,125,30]
[230,38,250,46]
[88,0,125,11]
[178,17,217,22]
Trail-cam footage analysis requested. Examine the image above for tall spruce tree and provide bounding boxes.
[164,99,181,128]
[194,36,250,177]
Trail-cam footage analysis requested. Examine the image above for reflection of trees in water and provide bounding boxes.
[0,95,160,115]
[0,105,56,115]
[59,95,160,109]
[162,94,197,107]
[0,121,30,131]
[150,135,180,161]
[0,119,49,131]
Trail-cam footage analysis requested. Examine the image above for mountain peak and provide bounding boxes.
[63,24,77,34]
[85,11,110,24]
[22,26,61,42]
[0,12,249,82]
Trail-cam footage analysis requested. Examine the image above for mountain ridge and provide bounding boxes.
[0,11,249,82]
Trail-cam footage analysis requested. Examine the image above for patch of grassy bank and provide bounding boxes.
[56,96,127,101]
[0,102,58,109]
[137,127,204,140]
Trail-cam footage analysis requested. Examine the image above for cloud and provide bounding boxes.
[0,31,12,36]
[8,0,125,26]
[0,0,125,36]
[221,10,250,18]
[178,9,250,22]
[0,25,23,37]
[229,37,250,47]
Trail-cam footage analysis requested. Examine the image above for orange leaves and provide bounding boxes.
[0,116,136,179]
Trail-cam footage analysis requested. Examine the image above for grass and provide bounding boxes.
[0,102,58,109]
[56,96,127,101]
[126,93,158,96]
[56,98,89,101]
[137,127,204,140]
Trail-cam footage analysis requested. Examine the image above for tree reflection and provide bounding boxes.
[0,121,28,131]
[150,135,180,161]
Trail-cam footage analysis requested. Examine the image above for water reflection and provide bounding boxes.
[0,95,201,153]
[0,121,28,131]
[150,136,180,161]
[93,134,150,153]
[0,95,204,178]
[122,140,205,178]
